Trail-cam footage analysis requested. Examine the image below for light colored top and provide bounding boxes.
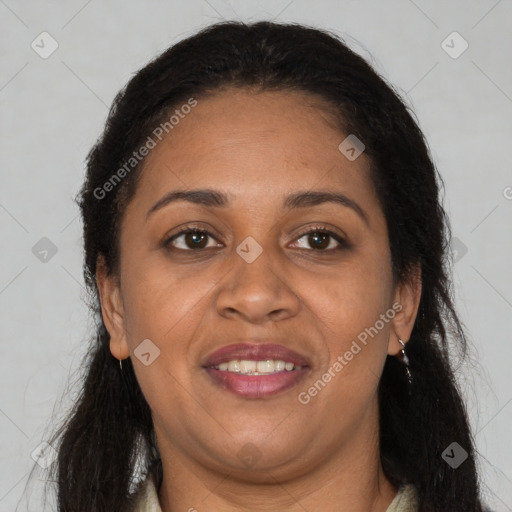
[130,471,419,511]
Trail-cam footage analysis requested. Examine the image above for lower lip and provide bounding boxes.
[204,367,309,399]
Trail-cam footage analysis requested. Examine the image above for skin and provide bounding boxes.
[97,87,421,512]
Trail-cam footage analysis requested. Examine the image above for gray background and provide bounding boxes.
[0,0,511,510]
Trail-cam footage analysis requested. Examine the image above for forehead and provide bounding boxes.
[129,87,379,218]
[150,88,345,159]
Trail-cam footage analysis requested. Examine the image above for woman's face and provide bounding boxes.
[99,87,419,481]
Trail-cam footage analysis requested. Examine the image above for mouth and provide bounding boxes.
[201,343,311,399]
[210,359,303,374]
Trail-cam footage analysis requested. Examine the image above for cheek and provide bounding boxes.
[119,259,206,413]
[120,252,209,342]
[309,251,393,385]
[119,254,220,398]
[312,254,392,336]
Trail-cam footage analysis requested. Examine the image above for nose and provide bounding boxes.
[215,241,301,324]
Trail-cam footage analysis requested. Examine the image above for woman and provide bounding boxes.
[43,20,487,511]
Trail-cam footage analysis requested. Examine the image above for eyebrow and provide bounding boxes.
[146,188,369,225]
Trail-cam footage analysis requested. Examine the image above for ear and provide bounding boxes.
[96,254,130,361]
[387,263,422,356]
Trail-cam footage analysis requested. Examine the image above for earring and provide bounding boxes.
[119,358,123,371]
[398,338,413,386]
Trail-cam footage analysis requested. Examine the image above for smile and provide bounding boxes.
[211,359,302,375]
[204,363,309,399]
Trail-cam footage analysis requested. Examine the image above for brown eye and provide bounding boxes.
[306,232,331,250]
[293,228,349,252]
[165,229,220,251]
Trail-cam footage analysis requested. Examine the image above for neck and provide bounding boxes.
[156,407,398,512]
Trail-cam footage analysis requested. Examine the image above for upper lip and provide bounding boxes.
[202,342,311,368]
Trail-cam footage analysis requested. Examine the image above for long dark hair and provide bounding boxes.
[36,20,485,511]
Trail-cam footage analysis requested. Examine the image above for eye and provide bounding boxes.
[292,226,349,252]
[164,226,221,251]
[163,224,349,252]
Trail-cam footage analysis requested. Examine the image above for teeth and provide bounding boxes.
[227,360,240,373]
[240,360,257,373]
[213,359,302,375]
[275,360,286,371]
[257,360,272,373]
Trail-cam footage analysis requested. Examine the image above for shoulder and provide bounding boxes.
[385,483,419,512]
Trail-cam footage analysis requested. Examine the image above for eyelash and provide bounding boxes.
[163,224,349,253]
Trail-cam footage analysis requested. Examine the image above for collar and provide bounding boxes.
[130,472,418,512]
